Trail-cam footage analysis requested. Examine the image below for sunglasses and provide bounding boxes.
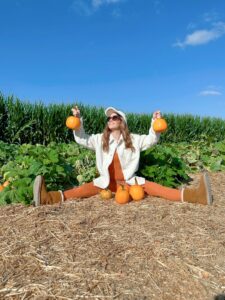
[107,115,121,122]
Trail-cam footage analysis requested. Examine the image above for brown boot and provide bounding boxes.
[33,175,64,206]
[182,172,213,205]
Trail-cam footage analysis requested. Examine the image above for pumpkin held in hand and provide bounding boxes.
[129,177,145,201]
[66,116,81,130]
[115,185,130,204]
[100,189,112,200]
[153,118,168,133]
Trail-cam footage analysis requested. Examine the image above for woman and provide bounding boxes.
[33,106,212,206]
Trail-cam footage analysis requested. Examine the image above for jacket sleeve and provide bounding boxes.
[73,117,97,151]
[139,119,161,151]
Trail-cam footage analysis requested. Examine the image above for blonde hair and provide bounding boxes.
[102,118,135,152]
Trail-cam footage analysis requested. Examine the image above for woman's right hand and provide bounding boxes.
[71,105,80,117]
[153,110,161,120]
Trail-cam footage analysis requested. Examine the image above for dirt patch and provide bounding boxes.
[0,172,225,300]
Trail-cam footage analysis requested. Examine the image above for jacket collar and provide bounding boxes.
[109,133,124,145]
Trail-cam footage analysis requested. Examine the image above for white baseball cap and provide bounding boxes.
[105,106,127,123]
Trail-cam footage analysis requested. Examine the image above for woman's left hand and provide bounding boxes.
[153,110,162,120]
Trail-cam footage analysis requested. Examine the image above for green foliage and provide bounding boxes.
[174,140,225,172]
[137,145,190,188]
[0,142,96,205]
[0,92,225,144]
[0,142,18,166]
[138,140,225,187]
[0,138,224,206]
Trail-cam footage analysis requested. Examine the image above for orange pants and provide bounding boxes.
[63,152,181,202]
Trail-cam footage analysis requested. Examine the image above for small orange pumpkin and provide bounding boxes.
[0,185,4,192]
[153,118,168,133]
[129,177,145,201]
[115,185,130,204]
[66,116,81,130]
[100,189,112,200]
[116,183,129,192]
[3,181,10,187]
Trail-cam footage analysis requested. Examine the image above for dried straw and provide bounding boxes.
[0,172,225,300]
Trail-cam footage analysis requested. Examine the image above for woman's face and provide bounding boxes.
[107,113,122,130]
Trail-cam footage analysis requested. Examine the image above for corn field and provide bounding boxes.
[0,93,225,145]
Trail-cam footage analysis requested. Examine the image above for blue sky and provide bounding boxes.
[0,0,225,119]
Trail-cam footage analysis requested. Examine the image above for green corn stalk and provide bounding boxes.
[0,92,225,145]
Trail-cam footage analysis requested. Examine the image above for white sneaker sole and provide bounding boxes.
[203,172,213,205]
[33,175,43,207]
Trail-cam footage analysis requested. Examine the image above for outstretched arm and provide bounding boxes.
[72,106,97,151]
[139,111,161,151]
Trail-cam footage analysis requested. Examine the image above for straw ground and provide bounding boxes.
[0,172,225,300]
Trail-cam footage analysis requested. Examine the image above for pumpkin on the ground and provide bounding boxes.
[153,118,167,133]
[66,116,81,130]
[115,185,130,204]
[116,183,129,192]
[3,181,10,188]
[129,177,145,201]
[100,189,112,200]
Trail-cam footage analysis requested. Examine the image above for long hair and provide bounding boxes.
[102,118,135,152]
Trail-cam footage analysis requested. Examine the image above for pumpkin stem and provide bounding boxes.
[117,180,125,191]
[134,177,138,185]
[120,184,125,190]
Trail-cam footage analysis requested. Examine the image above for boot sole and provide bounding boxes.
[203,172,213,205]
[33,175,43,207]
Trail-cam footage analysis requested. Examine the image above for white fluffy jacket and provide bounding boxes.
[73,118,160,189]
